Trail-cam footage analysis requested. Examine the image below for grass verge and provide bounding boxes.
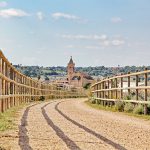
[85,101,150,120]
[0,103,29,132]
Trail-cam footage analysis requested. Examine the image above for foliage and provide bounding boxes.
[133,104,144,114]
[114,101,125,112]
[147,105,150,114]
[39,96,45,101]
[14,64,150,79]
[124,103,134,113]
[83,83,91,89]
[0,104,26,131]
[89,98,96,104]
[45,76,49,80]
[86,101,150,119]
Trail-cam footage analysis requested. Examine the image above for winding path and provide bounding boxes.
[1,98,150,150]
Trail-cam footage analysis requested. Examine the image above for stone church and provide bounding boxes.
[67,57,93,88]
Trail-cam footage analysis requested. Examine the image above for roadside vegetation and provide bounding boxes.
[0,104,28,132]
[86,99,150,120]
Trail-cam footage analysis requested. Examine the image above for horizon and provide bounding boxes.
[0,0,150,67]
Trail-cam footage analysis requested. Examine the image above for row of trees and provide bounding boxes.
[14,65,150,78]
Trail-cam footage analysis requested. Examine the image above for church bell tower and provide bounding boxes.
[67,56,75,83]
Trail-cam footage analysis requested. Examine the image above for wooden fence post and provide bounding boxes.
[144,68,148,115]
[96,84,98,99]
[107,78,110,99]
[115,78,118,99]
[120,74,123,99]
[111,79,113,99]
[136,70,139,100]
[128,72,130,97]
[0,57,2,112]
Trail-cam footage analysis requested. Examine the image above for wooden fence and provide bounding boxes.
[0,50,84,113]
[91,69,150,114]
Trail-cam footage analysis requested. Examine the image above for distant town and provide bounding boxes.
[14,61,150,83]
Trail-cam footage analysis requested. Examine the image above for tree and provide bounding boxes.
[45,76,49,81]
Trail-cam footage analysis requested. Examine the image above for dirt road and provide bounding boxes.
[0,98,150,150]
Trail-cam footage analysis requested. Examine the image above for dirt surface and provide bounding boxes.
[0,98,150,150]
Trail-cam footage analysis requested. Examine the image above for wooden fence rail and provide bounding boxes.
[91,68,150,115]
[0,50,84,113]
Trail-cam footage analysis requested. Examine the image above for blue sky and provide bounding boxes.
[0,0,150,67]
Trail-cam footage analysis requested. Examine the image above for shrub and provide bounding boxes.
[114,101,125,112]
[96,99,101,104]
[133,104,144,114]
[124,94,131,100]
[39,96,45,101]
[124,103,134,113]
[83,83,91,89]
[126,95,131,100]
[147,104,150,114]
[91,98,96,104]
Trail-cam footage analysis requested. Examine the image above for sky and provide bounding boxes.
[0,0,150,67]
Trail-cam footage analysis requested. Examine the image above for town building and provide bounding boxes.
[67,56,93,88]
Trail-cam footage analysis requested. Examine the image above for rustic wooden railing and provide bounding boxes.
[91,68,150,114]
[0,50,85,113]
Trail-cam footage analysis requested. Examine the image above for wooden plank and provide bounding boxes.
[93,97,150,104]
[144,68,148,115]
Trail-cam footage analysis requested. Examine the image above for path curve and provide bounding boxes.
[1,98,150,150]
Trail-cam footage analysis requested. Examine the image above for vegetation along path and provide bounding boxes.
[1,98,150,150]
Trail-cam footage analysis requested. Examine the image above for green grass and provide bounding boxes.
[0,104,28,132]
[85,101,150,120]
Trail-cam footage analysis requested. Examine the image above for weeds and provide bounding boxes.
[133,104,144,114]
[124,103,134,113]
[114,101,125,112]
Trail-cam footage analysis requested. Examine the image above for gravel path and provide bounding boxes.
[1,98,150,150]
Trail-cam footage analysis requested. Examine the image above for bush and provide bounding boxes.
[114,101,125,112]
[39,96,45,101]
[124,94,131,100]
[133,104,144,114]
[91,98,96,104]
[83,83,91,89]
[126,95,131,100]
[96,99,101,104]
[147,105,150,114]
[124,103,134,113]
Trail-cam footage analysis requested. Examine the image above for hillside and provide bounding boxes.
[14,65,150,81]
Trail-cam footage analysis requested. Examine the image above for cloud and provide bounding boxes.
[51,12,88,23]
[66,45,74,48]
[52,12,80,20]
[0,1,7,7]
[0,8,29,18]
[111,17,122,23]
[61,34,107,40]
[66,44,100,50]
[100,40,110,47]
[112,39,125,46]
[37,11,44,21]
[62,34,126,49]
[100,39,125,47]
[85,46,100,49]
